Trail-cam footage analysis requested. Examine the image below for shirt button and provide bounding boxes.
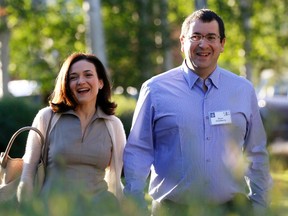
[206,159,211,162]
[206,137,210,140]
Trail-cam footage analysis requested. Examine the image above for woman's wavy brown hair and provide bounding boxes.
[49,52,117,115]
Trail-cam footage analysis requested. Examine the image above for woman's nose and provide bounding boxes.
[77,76,85,84]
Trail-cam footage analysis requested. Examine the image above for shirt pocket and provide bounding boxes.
[153,116,183,179]
[224,111,248,148]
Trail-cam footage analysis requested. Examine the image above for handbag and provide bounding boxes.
[0,126,44,202]
[0,110,56,202]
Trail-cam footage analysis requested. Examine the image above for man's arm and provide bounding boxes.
[123,83,155,209]
[244,91,273,207]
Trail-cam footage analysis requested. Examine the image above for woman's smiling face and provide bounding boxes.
[69,60,103,107]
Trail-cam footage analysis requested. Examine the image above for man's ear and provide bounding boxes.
[179,36,185,52]
[220,38,226,53]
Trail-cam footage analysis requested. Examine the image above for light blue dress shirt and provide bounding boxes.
[123,62,272,207]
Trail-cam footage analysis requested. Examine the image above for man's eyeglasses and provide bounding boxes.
[188,33,220,43]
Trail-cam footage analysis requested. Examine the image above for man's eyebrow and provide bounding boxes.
[192,32,202,35]
[192,32,217,35]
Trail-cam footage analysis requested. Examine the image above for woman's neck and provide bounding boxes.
[75,104,96,120]
[75,104,97,135]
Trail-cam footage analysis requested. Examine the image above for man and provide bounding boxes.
[123,9,272,215]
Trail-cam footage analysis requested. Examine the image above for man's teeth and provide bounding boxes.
[198,53,209,56]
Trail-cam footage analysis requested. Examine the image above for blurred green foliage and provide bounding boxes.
[0,159,288,215]
[0,96,41,157]
[3,0,288,98]
[113,94,136,137]
[6,0,85,97]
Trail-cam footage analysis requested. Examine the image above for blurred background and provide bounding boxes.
[0,0,288,214]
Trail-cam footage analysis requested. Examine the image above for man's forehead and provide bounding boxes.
[188,20,219,33]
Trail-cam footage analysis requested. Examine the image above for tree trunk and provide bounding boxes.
[0,2,10,98]
[239,0,252,81]
[160,0,173,71]
[195,0,207,9]
[83,0,107,70]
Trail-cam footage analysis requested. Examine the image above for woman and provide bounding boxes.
[17,53,126,214]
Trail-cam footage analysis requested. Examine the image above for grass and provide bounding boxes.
[1,151,288,215]
[267,152,288,216]
[270,171,288,213]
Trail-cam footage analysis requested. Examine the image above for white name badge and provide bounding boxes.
[209,110,232,125]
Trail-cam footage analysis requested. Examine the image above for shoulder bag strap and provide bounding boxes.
[41,110,54,174]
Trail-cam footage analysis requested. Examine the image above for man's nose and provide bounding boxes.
[198,38,210,47]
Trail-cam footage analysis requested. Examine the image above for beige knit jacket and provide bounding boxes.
[17,106,126,202]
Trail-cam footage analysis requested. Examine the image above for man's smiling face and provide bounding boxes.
[180,19,225,79]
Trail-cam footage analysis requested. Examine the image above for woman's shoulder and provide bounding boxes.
[35,106,53,121]
[98,107,122,125]
[105,115,124,128]
[102,114,125,136]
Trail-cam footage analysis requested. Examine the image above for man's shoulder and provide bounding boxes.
[144,66,182,85]
[219,67,254,88]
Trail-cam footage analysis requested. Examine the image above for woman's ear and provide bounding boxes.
[99,80,104,90]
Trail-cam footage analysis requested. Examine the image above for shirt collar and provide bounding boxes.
[63,106,113,121]
[181,61,220,89]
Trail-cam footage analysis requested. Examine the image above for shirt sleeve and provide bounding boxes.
[123,82,155,207]
[244,90,273,207]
